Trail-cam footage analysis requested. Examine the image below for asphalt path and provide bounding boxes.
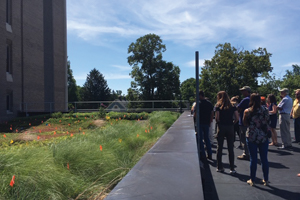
[203,118,300,200]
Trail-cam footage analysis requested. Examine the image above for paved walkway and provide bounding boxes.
[105,112,300,200]
[203,119,300,200]
[105,111,203,200]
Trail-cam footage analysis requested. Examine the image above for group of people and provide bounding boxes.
[192,86,300,185]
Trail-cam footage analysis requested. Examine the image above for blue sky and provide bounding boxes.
[67,0,300,95]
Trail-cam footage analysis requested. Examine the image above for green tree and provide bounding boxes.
[180,78,197,104]
[67,60,80,102]
[257,72,281,97]
[280,64,300,97]
[200,43,272,103]
[82,68,111,101]
[127,34,180,100]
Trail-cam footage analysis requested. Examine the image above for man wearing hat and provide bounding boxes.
[291,89,300,144]
[237,86,251,160]
[277,88,293,149]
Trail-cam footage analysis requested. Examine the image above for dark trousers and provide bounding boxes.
[233,122,240,142]
[246,138,269,182]
[216,124,235,170]
[295,117,300,142]
[196,124,212,157]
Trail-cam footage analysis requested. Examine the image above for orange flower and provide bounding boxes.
[137,134,139,138]
[151,126,153,130]
[54,131,56,135]
[10,175,15,187]
[70,134,74,137]
[37,136,40,140]
[100,145,103,151]
[145,130,147,133]
[3,134,6,138]
[83,132,85,135]
[29,123,31,126]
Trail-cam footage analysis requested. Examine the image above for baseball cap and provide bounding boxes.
[279,88,289,92]
[239,86,251,92]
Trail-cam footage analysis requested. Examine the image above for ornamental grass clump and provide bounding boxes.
[0,111,179,199]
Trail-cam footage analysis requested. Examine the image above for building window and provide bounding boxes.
[6,0,12,25]
[6,91,13,113]
[6,40,12,74]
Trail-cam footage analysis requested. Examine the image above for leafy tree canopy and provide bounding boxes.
[280,64,300,97]
[128,33,180,100]
[67,61,80,102]
[180,78,197,104]
[200,43,272,103]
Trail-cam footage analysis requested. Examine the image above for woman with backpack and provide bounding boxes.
[243,93,270,186]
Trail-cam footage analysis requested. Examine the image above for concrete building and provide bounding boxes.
[0,0,67,122]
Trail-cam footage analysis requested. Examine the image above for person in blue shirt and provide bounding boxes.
[277,88,293,149]
[237,86,251,160]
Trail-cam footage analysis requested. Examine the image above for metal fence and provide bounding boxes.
[20,100,190,114]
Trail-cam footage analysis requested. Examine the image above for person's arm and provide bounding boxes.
[290,106,294,118]
[277,98,286,111]
[269,104,277,114]
[233,110,239,124]
[215,111,219,123]
[243,109,250,127]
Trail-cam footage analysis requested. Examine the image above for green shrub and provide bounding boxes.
[51,112,63,119]
[97,107,106,119]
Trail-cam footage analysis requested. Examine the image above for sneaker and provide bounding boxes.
[278,145,292,150]
[261,180,269,186]
[216,168,224,172]
[237,154,250,160]
[229,170,236,174]
[247,179,254,186]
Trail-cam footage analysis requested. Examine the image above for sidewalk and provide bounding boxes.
[105,111,203,200]
[203,119,300,200]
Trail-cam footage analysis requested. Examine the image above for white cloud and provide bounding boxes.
[282,62,300,68]
[111,65,132,71]
[105,74,131,80]
[67,0,300,50]
[186,59,207,67]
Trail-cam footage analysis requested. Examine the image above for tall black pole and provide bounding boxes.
[195,52,201,156]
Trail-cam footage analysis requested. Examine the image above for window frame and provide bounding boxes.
[6,40,12,74]
[6,91,13,113]
[6,0,12,25]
